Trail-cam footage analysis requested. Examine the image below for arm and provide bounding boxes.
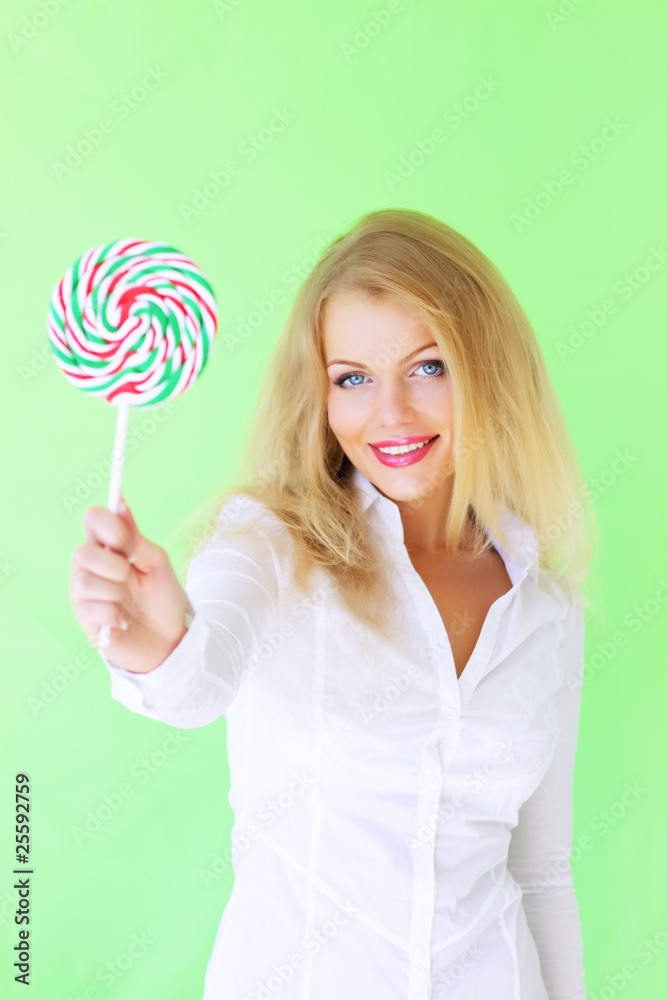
[507,596,587,1000]
[97,499,279,728]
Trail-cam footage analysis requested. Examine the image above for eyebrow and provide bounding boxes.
[326,341,438,369]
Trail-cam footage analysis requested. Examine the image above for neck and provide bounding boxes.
[393,482,476,555]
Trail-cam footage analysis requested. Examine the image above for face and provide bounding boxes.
[323,289,455,506]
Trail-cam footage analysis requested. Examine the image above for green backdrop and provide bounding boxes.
[1,1,665,997]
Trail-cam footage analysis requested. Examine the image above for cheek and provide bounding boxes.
[327,389,366,440]
[426,382,454,423]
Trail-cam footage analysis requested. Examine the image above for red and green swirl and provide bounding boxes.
[47,239,218,408]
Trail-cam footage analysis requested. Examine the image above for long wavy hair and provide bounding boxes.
[170,208,599,638]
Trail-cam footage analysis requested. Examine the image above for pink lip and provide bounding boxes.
[369,435,435,447]
[369,435,438,468]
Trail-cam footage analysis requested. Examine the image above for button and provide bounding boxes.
[427,774,438,786]
[415,964,426,978]
[419,903,430,916]
[446,707,457,719]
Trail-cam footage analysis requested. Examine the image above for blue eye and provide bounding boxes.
[333,360,447,389]
[336,373,365,387]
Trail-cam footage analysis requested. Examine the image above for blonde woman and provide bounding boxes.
[70,208,596,999]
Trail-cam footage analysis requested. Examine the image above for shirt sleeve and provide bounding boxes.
[96,498,279,728]
[506,595,587,1000]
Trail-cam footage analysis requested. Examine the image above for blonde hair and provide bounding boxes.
[171,208,599,639]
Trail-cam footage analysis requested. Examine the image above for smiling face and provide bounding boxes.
[323,288,456,509]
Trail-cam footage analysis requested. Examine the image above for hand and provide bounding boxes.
[69,495,190,673]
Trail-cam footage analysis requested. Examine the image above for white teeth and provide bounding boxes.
[375,438,435,455]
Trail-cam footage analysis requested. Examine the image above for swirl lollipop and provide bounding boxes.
[48,238,218,647]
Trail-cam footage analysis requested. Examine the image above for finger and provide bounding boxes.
[82,506,132,557]
[72,580,142,623]
[71,542,132,584]
[74,599,130,630]
[69,567,127,606]
[83,617,129,649]
[83,504,168,573]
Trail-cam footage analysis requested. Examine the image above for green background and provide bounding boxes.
[1,1,666,997]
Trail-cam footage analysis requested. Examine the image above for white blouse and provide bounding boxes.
[99,466,587,1000]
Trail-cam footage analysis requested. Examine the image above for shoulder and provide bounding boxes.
[204,492,295,587]
[213,492,286,535]
[528,571,586,662]
[532,573,586,691]
[534,568,585,622]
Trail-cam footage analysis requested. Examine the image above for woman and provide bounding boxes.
[69,208,597,999]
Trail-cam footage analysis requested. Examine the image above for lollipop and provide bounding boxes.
[48,238,218,648]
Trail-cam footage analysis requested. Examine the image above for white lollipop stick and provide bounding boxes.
[97,400,130,650]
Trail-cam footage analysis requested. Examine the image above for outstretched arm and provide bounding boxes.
[98,498,279,728]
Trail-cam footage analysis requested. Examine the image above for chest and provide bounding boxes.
[407,547,513,680]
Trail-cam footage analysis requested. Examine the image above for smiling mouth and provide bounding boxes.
[372,436,438,456]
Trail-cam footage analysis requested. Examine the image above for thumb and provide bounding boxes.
[117,495,144,563]
[118,493,137,529]
[116,494,166,569]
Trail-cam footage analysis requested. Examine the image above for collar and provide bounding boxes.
[349,465,539,587]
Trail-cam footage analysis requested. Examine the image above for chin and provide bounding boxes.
[367,467,433,502]
[385,482,431,505]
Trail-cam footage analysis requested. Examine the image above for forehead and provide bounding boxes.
[322,289,429,354]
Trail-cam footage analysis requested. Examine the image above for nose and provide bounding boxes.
[374,378,416,427]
